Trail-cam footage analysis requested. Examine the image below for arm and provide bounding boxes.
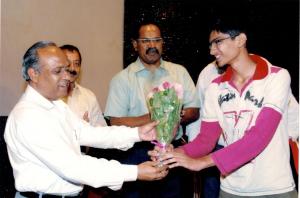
[212,68,291,175]
[110,113,151,127]
[105,73,151,127]
[182,121,222,157]
[162,148,215,171]
[180,107,199,125]
[13,110,139,190]
[287,93,299,140]
[180,66,201,125]
[155,121,220,171]
[78,113,157,149]
[212,107,281,175]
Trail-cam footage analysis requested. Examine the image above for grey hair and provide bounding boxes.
[22,41,57,81]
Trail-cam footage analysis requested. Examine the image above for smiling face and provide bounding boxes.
[62,49,81,83]
[28,46,71,101]
[133,24,163,67]
[209,30,241,67]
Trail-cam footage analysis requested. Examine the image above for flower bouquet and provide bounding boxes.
[147,81,183,150]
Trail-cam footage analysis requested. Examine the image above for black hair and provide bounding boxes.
[131,19,163,40]
[60,44,82,64]
[22,41,56,81]
[208,15,248,38]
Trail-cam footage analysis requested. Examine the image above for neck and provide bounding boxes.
[230,54,256,90]
[140,59,161,72]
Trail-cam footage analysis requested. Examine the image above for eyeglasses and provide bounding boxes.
[209,36,232,49]
[136,37,163,44]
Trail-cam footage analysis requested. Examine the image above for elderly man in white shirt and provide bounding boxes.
[4,41,168,198]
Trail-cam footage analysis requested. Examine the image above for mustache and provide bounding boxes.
[146,48,159,54]
[67,69,78,76]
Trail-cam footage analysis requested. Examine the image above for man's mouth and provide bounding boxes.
[59,81,70,88]
[146,48,159,55]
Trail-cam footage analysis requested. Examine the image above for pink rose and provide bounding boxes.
[162,81,171,89]
[173,83,183,99]
[152,87,159,92]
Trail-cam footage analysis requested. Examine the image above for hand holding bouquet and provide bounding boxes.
[147,81,183,149]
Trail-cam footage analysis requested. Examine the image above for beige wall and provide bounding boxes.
[0,0,124,115]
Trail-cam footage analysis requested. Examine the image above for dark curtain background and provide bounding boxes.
[123,0,299,100]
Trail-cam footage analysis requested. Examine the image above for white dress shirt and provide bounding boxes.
[4,85,140,195]
[66,83,107,127]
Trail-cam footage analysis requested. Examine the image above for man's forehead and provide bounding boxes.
[209,31,226,40]
[38,46,69,65]
[63,50,80,60]
[139,24,161,36]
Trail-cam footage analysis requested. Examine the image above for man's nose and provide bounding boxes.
[147,41,157,48]
[209,44,217,56]
[69,63,75,71]
[63,68,72,80]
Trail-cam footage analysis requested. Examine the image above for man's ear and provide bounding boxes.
[236,33,247,47]
[27,68,39,83]
[132,39,138,51]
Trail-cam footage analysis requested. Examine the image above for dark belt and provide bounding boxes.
[20,191,80,198]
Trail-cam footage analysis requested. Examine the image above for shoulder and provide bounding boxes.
[267,64,290,82]
[111,63,137,82]
[200,62,218,77]
[197,62,219,84]
[163,60,189,73]
[76,84,97,98]
[9,100,51,126]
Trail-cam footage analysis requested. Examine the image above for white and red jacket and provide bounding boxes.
[183,55,295,196]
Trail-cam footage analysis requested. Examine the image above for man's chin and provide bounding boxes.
[58,88,69,98]
[216,60,226,67]
[145,57,160,65]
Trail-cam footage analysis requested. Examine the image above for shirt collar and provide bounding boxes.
[131,57,166,73]
[221,54,268,82]
[25,85,60,110]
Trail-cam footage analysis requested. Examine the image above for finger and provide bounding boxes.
[148,120,159,128]
[148,150,159,158]
[168,162,180,169]
[155,169,168,180]
[154,146,161,151]
[156,164,168,171]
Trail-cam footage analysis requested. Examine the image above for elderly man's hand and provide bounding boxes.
[137,161,168,181]
[137,121,158,141]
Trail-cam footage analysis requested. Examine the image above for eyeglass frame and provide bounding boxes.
[136,37,163,44]
[209,36,234,50]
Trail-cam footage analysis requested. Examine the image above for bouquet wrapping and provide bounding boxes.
[147,81,183,148]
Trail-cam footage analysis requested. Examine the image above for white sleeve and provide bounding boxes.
[287,93,299,140]
[15,109,139,190]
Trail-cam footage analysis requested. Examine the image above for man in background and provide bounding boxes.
[105,21,199,197]
[60,44,107,127]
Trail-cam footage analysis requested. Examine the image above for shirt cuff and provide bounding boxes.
[122,165,138,181]
[131,127,141,142]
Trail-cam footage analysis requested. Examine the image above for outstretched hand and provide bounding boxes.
[148,144,174,162]
[137,161,169,181]
[137,121,158,141]
[160,152,214,172]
